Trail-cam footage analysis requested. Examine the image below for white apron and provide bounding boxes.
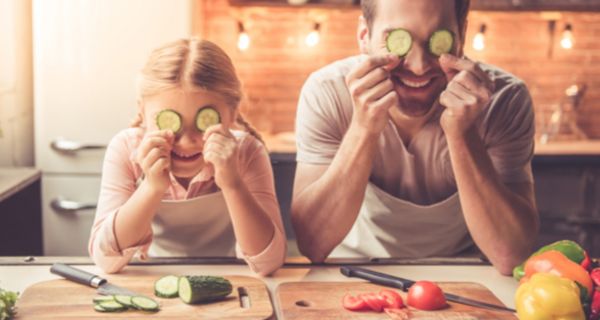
[330,182,474,258]
[148,191,236,257]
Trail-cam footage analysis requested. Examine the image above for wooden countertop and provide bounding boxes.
[0,167,41,203]
[0,257,519,318]
[264,132,600,156]
[534,140,600,156]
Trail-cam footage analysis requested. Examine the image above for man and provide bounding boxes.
[291,0,539,275]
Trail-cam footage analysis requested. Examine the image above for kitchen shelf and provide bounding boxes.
[229,0,600,11]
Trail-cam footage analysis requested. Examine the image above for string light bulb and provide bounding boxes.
[472,23,486,51]
[305,23,320,47]
[560,23,573,49]
[237,21,250,51]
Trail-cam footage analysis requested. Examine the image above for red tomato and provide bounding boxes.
[359,293,386,312]
[378,289,404,309]
[342,293,367,311]
[407,281,447,310]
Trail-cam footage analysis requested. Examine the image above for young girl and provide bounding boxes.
[88,38,286,276]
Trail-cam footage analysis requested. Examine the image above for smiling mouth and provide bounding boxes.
[171,150,202,162]
[398,77,433,89]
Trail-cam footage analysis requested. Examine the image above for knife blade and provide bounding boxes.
[340,266,516,313]
[50,263,141,297]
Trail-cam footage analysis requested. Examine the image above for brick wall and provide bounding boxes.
[195,0,600,138]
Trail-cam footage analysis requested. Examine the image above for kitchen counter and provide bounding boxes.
[0,257,519,318]
[264,132,600,157]
[0,167,41,203]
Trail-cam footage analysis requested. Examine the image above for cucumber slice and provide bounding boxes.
[156,109,182,133]
[114,295,134,308]
[195,107,220,132]
[178,275,232,304]
[131,296,160,312]
[97,300,128,312]
[429,29,454,56]
[92,295,114,304]
[154,275,180,298]
[93,304,108,312]
[386,28,412,57]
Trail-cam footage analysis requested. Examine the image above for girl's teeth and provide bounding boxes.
[400,78,431,88]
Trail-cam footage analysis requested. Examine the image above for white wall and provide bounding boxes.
[0,0,33,167]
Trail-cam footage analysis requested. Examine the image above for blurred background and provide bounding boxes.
[0,0,599,258]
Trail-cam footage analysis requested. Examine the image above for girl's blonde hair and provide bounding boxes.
[132,38,262,143]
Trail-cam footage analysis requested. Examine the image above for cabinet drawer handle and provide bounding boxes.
[50,138,106,153]
[51,198,97,213]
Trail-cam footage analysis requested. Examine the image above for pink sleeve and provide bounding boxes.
[235,136,287,276]
[88,129,152,274]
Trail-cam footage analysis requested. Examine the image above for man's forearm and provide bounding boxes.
[292,124,379,262]
[446,128,538,275]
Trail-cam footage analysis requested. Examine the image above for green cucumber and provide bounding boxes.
[154,275,180,298]
[92,295,114,304]
[131,296,160,312]
[178,275,232,304]
[195,107,220,132]
[386,28,412,57]
[97,300,127,312]
[429,29,454,56]
[114,295,134,308]
[156,109,182,133]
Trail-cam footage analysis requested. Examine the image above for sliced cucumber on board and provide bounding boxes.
[386,28,412,57]
[114,295,134,308]
[97,300,128,312]
[155,275,180,298]
[429,29,454,56]
[92,295,160,313]
[178,275,232,304]
[131,296,160,312]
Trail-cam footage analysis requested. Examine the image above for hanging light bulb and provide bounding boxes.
[237,21,250,51]
[560,23,573,49]
[305,22,320,47]
[472,23,486,51]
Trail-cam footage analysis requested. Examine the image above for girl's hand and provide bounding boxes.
[203,125,241,189]
[135,130,174,194]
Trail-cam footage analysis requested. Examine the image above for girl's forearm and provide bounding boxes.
[221,179,277,256]
[113,181,163,250]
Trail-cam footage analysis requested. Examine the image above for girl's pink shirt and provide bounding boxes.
[88,127,286,276]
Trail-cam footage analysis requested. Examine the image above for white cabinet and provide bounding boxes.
[33,0,192,255]
[42,175,99,255]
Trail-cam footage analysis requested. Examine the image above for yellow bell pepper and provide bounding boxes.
[515,273,585,320]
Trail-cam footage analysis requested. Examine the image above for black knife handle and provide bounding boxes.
[50,263,106,288]
[340,266,415,291]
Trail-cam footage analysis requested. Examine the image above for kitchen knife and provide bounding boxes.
[50,263,142,297]
[340,266,516,313]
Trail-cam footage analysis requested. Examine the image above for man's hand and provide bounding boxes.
[345,53,401,135]
[439,54,494,140]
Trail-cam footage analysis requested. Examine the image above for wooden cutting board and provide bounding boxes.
[16,275,273,319]
[277,282,517,320]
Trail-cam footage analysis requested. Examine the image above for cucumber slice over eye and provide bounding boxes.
[386,28,412,57]
[429,29,454,56]
[156,109,182,133]
[195,107,221,132]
